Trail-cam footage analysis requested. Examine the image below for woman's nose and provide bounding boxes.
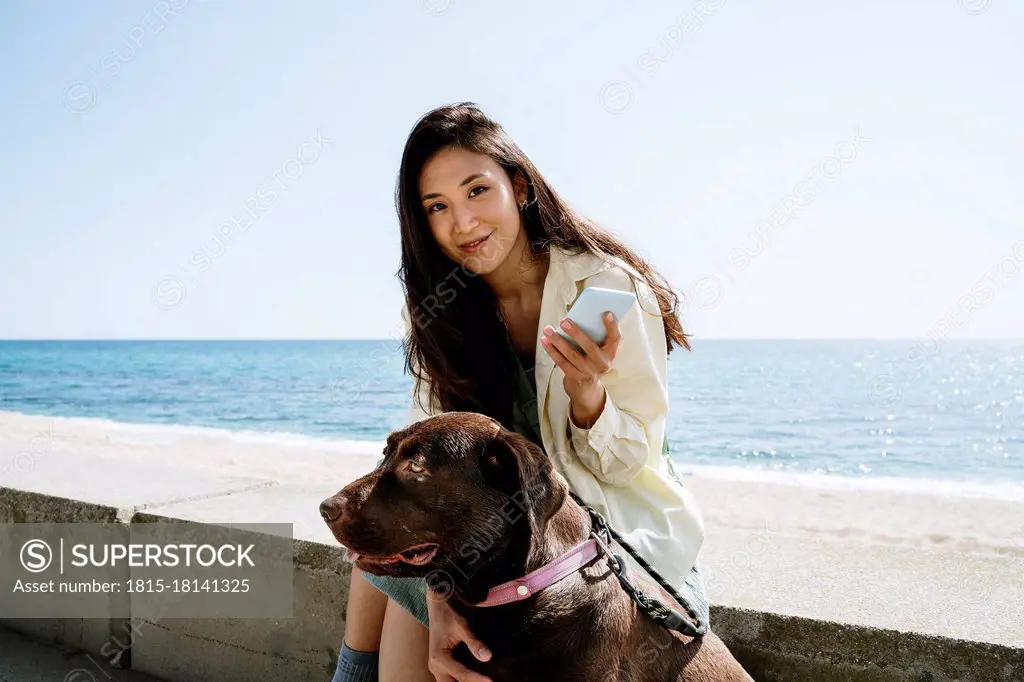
[451,204,480,235]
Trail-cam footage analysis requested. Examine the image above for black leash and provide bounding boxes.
[569,491,707,638]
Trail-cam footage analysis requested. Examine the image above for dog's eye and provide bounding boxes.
[407,461,425,474]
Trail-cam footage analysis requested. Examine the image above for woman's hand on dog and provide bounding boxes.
[426,590,493,682]
[542,312,620,428]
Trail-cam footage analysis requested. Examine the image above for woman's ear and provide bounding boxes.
[512,169,529,207]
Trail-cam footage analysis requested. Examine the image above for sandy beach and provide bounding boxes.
[3,410,1021,559]
[2,410,1022,647]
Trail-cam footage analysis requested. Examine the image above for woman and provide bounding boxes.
[333,102,707,682]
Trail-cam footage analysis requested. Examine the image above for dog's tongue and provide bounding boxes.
[399,543,439,566]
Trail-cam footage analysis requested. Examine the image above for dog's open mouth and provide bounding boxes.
[345,542,440,567]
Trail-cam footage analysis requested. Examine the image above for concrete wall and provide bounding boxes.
[126,521,350,681]
[0,488,134,669]
[713,607,1024,682]
[2,481,1022,681]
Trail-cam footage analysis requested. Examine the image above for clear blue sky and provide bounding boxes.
[1,0,1021,339]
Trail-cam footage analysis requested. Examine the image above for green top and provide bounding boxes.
[508,341,545,449]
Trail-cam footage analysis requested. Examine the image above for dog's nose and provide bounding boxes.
[320,495,346,522]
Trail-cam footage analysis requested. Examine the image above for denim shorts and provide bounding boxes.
[362,558,711,632]
[362,571,431,627]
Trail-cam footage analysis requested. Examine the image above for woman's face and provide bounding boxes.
[419,146,526,276]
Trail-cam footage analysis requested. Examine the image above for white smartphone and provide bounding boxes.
[556,286,637,349]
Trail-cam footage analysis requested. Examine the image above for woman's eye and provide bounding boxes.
[427,202,446,213]
[469,185,487,197]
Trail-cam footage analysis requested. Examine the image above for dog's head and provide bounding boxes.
[320,412,566,587]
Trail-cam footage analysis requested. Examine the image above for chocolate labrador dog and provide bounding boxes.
[321,412,753,682]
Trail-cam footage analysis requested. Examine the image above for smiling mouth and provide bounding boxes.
[459,233,493,252]
[345,542,440,567]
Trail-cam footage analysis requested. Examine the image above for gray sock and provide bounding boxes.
[332,641,379,682]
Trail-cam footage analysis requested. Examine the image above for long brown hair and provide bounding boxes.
[396,102,690,427]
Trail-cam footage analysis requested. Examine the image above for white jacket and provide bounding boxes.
[405,244,705,594]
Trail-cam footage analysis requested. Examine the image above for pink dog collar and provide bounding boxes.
[475,538,601,607]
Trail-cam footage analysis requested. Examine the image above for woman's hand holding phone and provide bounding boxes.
[541,311,621,428]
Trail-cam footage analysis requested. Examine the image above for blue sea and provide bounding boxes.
[1,340,1022,496]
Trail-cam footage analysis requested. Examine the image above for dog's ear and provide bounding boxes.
[480,430,566,566]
